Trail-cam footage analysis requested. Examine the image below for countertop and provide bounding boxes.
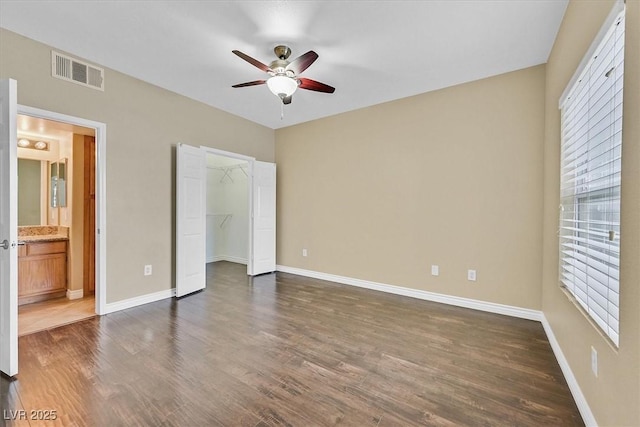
[18,226,69,243]
[19,235,69,243]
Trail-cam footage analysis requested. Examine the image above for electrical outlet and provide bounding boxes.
[302,249,308,257]
[591,346,598,377]
[144,265,152,276]
[431,265,439,276]
[467,269,477,281]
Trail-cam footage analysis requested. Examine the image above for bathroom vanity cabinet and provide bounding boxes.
[18,240,68,305]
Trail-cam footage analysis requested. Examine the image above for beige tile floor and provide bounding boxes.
[18,296,96,336]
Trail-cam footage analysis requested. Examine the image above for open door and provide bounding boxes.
[0,79,18,377]
[250,161,276,275]
[176,143,206,297]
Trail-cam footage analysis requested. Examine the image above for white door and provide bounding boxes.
[250,161,276,275]
[176,143,206,297]
[0,79,18,377]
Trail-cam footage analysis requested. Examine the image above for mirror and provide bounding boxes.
[17,159,42,225]
[49,158,67,208]
[58,159,67,207]
[50,161,58,208]
[17,152,67,225]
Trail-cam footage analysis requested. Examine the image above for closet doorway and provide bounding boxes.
[206,153,250,266]
[176,144,275,297]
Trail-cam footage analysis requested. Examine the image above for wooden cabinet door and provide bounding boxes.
[18,253,67,304]
[18,241,67,305]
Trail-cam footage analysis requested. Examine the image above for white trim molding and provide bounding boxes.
[102,288,175,315]
[66,289,84,300]
[207,256,248,265]
[541,316,597,427]
[276,264,595,425]
[17,104,108,316]
[276,265,543,321]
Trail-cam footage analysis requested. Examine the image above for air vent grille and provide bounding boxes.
[51,51,104,91]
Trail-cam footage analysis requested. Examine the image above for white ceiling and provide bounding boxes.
[0,1,568,130]
[17,115,95,140]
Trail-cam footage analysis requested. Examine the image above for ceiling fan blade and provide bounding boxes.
[232,50,273,73]
[283,95,292,105]
[232,80,266,88]
[298,77,335,93]
[286,50,318,75]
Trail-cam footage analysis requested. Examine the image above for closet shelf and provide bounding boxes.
[208,213,233,229]
[210,164,248,183]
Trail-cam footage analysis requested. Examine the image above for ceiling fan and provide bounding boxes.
[231,45,335,105]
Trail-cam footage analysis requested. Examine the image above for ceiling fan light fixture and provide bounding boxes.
[267,75,298,99]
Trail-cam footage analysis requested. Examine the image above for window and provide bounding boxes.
[558,5,625,347]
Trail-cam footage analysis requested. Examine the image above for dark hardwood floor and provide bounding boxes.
[1,261,583,426]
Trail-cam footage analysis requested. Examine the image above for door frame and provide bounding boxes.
[17,105,108,315]
[200,146,255,275]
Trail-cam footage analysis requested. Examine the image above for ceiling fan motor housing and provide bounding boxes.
[274,45,292,60]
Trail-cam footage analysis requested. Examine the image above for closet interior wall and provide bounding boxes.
[206,156,249,264]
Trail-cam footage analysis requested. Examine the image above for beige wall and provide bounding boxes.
[3,2,639,421]
[0,29,275,303]
[542,0,640,425]
[276,65,545,309]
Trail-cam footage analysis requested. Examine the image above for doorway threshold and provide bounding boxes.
[18,296,95,336]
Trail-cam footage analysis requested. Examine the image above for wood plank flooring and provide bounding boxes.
[1,261,583,426]
[18,297,95,337]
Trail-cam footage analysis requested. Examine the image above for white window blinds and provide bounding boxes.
[559,9,624,347]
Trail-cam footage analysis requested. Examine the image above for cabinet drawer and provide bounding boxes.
[26,241,67,256]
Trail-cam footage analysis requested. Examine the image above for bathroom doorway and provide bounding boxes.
[16,110,103,335]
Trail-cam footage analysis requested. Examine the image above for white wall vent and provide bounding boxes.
[51,51,104,91]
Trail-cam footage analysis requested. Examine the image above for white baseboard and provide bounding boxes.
[103,288,176,314]
[541,315,597,426]
[66,288,84,300]
[276,265,543,321]
[98,264,594,425]
[207,255,248,265]
[222,255,247,265]
[276,264,594,425]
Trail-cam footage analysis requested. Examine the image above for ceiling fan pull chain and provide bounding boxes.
[281,101,284,120]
